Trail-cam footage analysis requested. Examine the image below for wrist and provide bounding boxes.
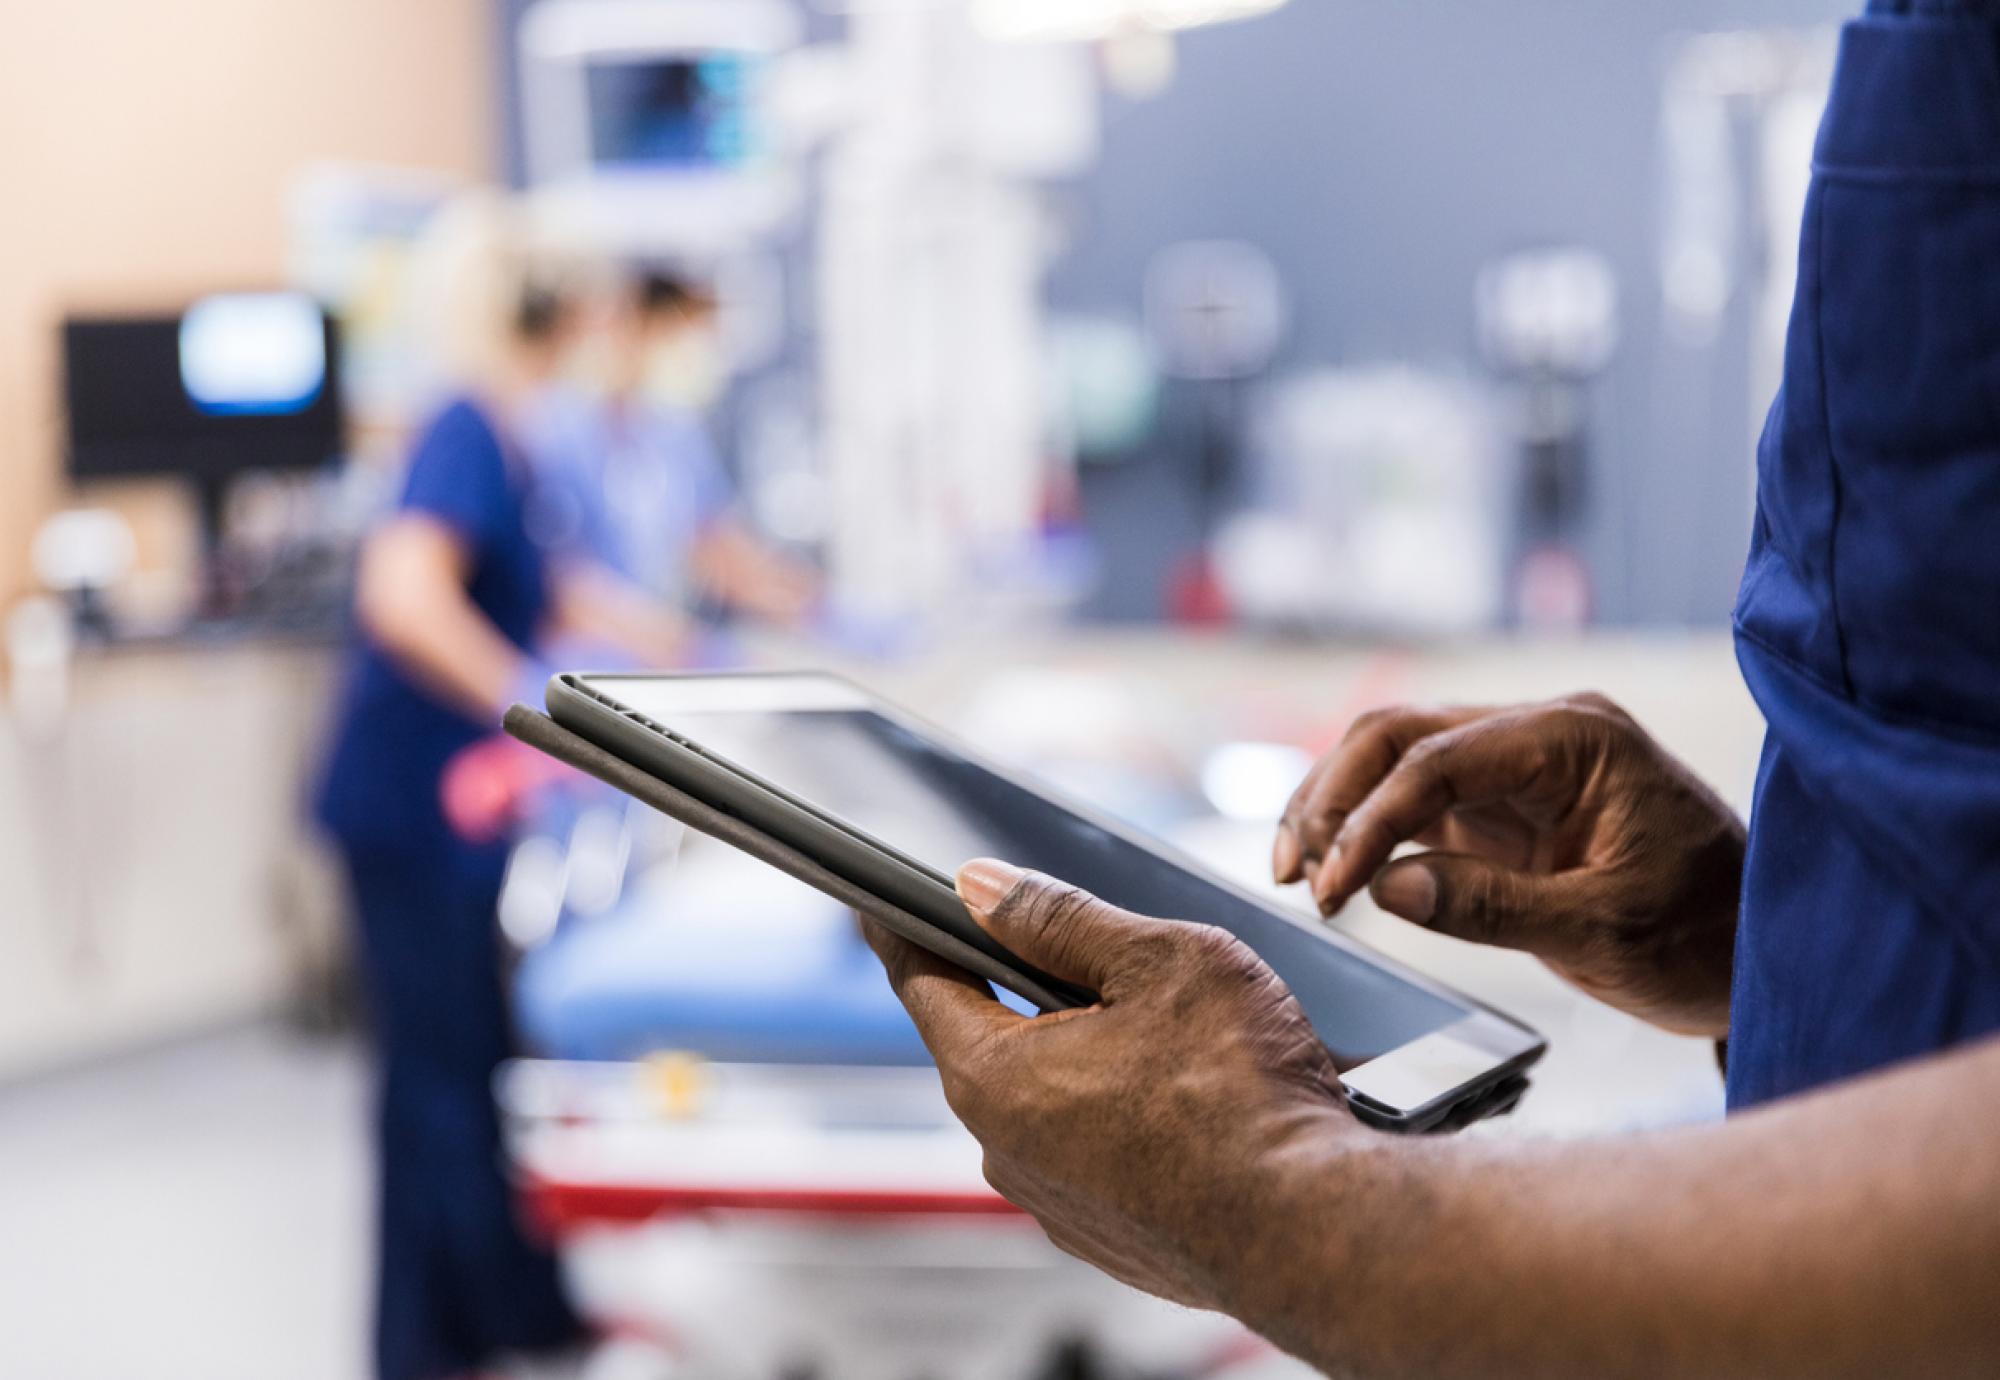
[1199,1104,1386,1354]
[1212,1108,1508,1377]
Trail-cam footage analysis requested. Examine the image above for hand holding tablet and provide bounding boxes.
[511,671,1543,1132]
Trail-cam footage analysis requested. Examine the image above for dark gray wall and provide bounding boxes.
[1045,0,1855,624]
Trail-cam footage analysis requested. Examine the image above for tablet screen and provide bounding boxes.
[604,688,1469,1062]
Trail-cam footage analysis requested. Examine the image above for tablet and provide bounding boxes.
[542,671,1544,1132]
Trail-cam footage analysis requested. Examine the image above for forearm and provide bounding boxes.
[357,523,527,721]
[549,563,690,665]
[692,524,819,624]
[1223,1040,2000,1380]
[368,591,523,721]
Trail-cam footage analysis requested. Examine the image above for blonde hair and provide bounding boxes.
[403,190,537,395]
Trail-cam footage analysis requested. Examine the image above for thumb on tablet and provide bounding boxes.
[957,859,1159,994]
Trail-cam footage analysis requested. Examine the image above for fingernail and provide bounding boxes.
[1272,827,1301,882]
[1310,845,1343,912]
[958,858,1025,912]
[1371,864,1438,924]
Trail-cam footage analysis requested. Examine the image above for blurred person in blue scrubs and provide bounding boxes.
[313,199,692,1380]
[526,270,819,627]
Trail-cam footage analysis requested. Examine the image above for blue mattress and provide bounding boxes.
[513,889,937,1067]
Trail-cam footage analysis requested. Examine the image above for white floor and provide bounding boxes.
[0,1026,373,1380]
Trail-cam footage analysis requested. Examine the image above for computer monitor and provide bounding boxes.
[61,292,345,619]
[62,292,343,488]
[517,0,801,255]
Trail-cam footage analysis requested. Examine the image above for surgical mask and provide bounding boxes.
[640,329,726,412]
[560,332,621,396]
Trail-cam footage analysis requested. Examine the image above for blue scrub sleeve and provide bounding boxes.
[400,402,513,550]
[679,416,737,531]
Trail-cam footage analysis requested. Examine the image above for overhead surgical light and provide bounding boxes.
[970,0,1291,45]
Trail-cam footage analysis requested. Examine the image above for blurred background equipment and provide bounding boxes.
[287,164,467,431]
[1658,27,1837,491]
[1476,245,1619,631]
[518,0,803,256]
[1215,367,1504,637]
[29,510,138,640]
[813,5,1099,626]
[60,294,346,624]
[1145,239,1289,623]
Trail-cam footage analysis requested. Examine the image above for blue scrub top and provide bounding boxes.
[1729,0,2000,1106]
[315,399,551,853]
[520,387,733,603]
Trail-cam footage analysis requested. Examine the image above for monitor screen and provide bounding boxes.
[586,54,762,170]
[63,293,342,482]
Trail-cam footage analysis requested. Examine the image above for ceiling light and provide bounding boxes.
[971,0,1291,45]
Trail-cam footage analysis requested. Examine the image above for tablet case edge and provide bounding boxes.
[502,704,1075,1013]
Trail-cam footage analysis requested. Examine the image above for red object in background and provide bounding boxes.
[1168,552,1233,626]
[521,1175,1026,1240]
[1513,543,1593,631]
[441,734,577,843]
[1299,649,1416,757]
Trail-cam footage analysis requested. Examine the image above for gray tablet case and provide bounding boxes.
[503,704,1075,1011]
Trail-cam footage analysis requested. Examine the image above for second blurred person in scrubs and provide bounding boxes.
[526,269,818,626]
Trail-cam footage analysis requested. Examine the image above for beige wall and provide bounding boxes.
[0,0,495,606]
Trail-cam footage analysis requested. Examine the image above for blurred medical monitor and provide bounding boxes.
[62,292,343,486]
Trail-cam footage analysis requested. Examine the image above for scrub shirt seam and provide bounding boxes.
[1810,189,1858,698]
[1738,639,2000,983]
[1813,162,2000,184]
[1735,619,2000,750]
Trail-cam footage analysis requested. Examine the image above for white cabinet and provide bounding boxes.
[0,644,342,1076]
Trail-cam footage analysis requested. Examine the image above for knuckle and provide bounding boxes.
[1565,689,1630,723]
[1158,923,1272,1018]
[1182,922,1247,967]
[1549,703,1607,738]
[1281,764,1325,820]
[1401,732,1449,775]
[1554,698,1631,753]
[1115,917,1186,971]
[1344,706,1394,741]
[1336,808,1385,859]
[1465,713,1552,779]
[1406,719,1490,781]
[1280,789,1319,834]
[1544,704,1628,773]
[1182,925,1267,991]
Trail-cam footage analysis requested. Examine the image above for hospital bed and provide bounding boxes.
[499,807,1303,1380]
